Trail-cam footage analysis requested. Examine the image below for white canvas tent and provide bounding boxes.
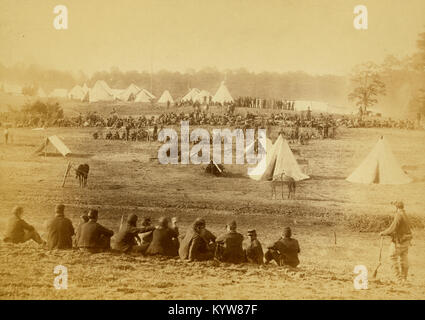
[158,90,174,104]
[134,89,153,103]
[143,88,155,99]
[34,135,71,157]
[89,80,114,102]
[68,85,85,100]
[82,83,89,93]
[37,87,47,98]
[181,88,201,102]
[245,137,273,158]
[119,84,141,101]
[346,136,412,184]
[212,81,234,104]
[248,135,309,181]
[49,88,68,98]
[194,90,211,103]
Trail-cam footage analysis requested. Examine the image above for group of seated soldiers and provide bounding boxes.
[3,205,300,267]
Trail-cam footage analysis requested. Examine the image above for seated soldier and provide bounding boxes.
[265,227,300,267]
[145,217,179,257]
[46,204,75,250]
[179,218,214,261]
[74,214,89,248]
[77,209,114,253]
[245,229,264,264]
[112,214,155,254]
[215,220,245,264]
[196,218,216,252]
[3,206,45,246]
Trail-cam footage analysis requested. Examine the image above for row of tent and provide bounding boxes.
[35,134,411,185]
[32,80,234,104]
[247,134,411,184]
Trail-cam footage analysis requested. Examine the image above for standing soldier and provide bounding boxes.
[4,127,9,144]
[46,204,75,250]
[380,201,413,284]
[245,229,263,264]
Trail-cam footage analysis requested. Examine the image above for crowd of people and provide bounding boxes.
[3,205,301,267]
[2,201,413,283]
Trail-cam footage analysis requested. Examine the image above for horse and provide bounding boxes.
[75,164,90,188]
[271,173,296,200]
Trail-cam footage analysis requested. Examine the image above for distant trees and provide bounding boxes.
[22,100,64,121]
[348,62,386,114]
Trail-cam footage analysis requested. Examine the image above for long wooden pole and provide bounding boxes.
[61,162,72,187]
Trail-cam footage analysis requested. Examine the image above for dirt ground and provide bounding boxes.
[0,125,424,300]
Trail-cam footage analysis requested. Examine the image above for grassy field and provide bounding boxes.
[0,125,424,299]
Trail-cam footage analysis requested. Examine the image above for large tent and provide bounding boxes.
[245,137,273,158]
[68,85,85,100]
[157,90,174,104]
[248,135,309,181]
[34,135,71,157]
[193,90,211,104]
[37,87,47,98]
[49,88,68,98]
[119,84,141,101]
[89,80,114,102]
[212,81,233,104]
[346,136,412,184]
[181,88,201,102]
[134,89,153,102]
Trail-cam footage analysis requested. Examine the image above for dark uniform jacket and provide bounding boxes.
[113,225,155,252]
[77,220,114,249]
[245,239,264,264]
[146,227,179,256]
[217,231,245,263]
[179,231,211,261]
[3,216,34,243]
[270,237,300,267]
[46,216,75,250]
[382,211,412,244]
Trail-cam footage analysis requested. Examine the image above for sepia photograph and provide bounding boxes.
[0,0,424,304]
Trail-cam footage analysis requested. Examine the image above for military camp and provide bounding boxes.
[0,0,425,302]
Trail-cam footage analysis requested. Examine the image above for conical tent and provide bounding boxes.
[143,89,155,99]
[346,137,412,184]
[158,90,174,104]
[181,88,200,102]
[248,135,309,181]
[119,84,141,101]
[212,81,234,104]
[89,80,114,102]
[134,89,152,102]
[194,90,211,103]
[37,87,47,98]
[245,137,273,157]
[82,83,89,93]
[68,85,85,100]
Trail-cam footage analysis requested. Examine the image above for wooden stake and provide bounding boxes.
[333,230,337,245]
[61,162,72,187]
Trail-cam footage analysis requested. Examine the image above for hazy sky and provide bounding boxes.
[0,0,424,75]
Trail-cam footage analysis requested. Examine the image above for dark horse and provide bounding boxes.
[75,164,90,188]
